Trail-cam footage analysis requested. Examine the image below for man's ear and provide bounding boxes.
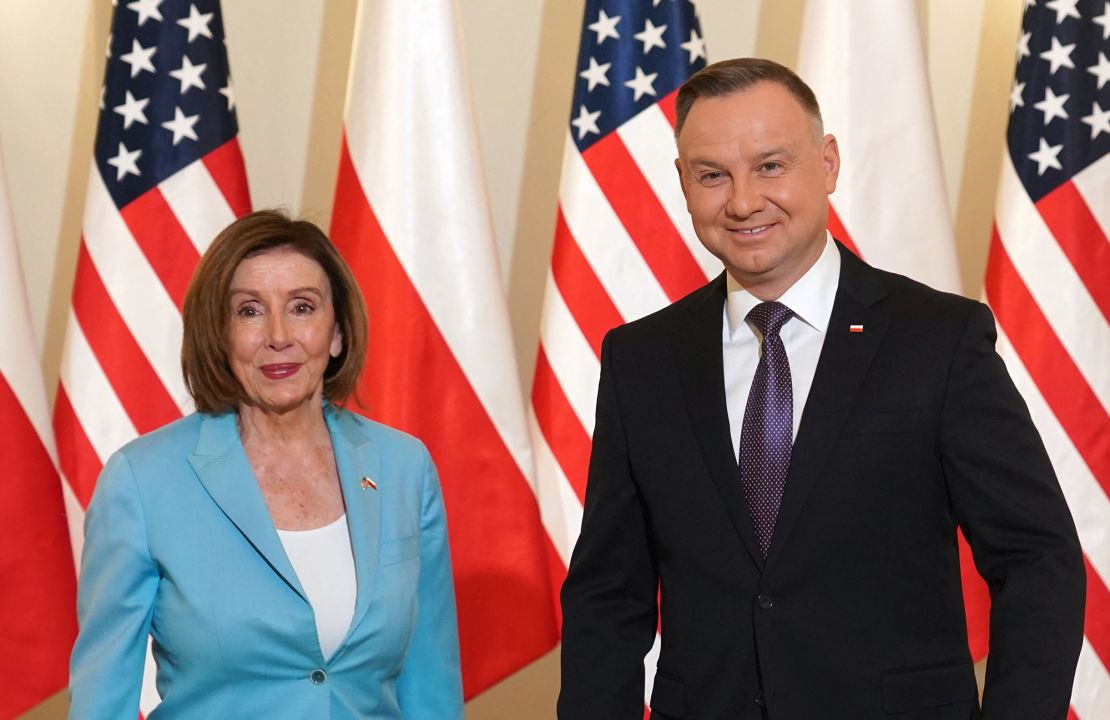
[821,134,840,194]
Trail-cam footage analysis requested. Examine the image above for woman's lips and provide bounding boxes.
[260,363,301,379]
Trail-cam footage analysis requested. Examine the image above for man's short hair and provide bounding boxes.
[181,209,369,414]
[674,58,824,139]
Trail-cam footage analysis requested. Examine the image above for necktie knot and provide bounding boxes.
[747,301,793,339]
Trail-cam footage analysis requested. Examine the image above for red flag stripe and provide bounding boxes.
[52,386,102,508]
[827,205,862,258]
[985,229,1110,491]
[532,348,591,503]
[657,91,678,129]
[551,209,623,356]
[1035,181,1110,325]
[71,243,181,435]
[1085,555,1110,671]
[583,133,707,302]
[332,143,557,696]
[201,138,251,220]
[119,190,201,311]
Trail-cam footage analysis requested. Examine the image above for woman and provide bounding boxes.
[68,210,463,719]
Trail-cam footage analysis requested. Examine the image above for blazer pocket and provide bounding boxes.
[841,409,926,436]
[882,660,978,714]
[649,671,685,719]
[380,534,420,566]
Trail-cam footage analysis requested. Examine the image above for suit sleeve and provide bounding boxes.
[939,302,1084,718]
[558,331,659,720]
[395,448,464,719]
[68,450,158,720]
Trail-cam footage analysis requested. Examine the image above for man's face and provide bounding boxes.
[676,81,840,300]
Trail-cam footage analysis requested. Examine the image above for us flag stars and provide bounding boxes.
[569,0,706,153]
[96,0,239,209]
[1008,0,1110,189]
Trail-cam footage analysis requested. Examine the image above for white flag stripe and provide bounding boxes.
[58,312,137,465]
[995,160,1110,413]
[1072,153,1110,247]
[139,637,160,713]
[159,160,236,256]
[642,632,662,708]
[1072,637,1110,718]
[798,0,961,294]
[996,328,1110,582]
[60,476,86,568]
[530,410,584,567]
[343,0,534,485]
[617,106,719,281]
[559,137,671,321]
[539,277,601,437]
[83,170,191,412]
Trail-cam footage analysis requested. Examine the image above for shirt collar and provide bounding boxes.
[725,232,841,339]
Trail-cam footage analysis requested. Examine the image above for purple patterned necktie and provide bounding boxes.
[740,301,794,557]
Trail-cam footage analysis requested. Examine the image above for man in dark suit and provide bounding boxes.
[558,58,1084,720]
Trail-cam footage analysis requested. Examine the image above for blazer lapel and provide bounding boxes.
[188,411,308,601]
[326,404,382,637]
[764,245,891,566]
[672,274,765,569]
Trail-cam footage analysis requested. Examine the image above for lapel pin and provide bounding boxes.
[849,324,864,333]
[360,476,377,491]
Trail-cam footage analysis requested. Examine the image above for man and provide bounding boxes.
[558,58,1084,720]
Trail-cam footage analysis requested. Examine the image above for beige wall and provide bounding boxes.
[4,1,1022,717]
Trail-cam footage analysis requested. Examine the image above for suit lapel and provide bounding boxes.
[326,404,382,637]
[188,411,308,601]
[672,274,765,569]
[764,245,891,566]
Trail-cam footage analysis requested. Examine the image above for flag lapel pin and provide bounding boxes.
[360,476,378,491]
[849,324,864,333]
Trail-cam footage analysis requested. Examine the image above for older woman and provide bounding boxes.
[68,210,463,719]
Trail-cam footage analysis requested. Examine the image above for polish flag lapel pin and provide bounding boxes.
[849,324,864,333]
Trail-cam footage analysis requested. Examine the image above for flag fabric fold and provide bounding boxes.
[328,0,557,698]
[0,145,78,719]
[53,0,250,713]
[985,2,1110,714]
[529,0,709,707]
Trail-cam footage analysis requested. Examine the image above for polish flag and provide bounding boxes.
[0,146,78,716]
[329,0,558,697]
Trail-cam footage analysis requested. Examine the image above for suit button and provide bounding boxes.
[310,669,327,685]
[756,594,774,610]
[754,691,765,706]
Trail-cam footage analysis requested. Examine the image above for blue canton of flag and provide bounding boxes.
[570,0,707,152]
[98,0,239,208]
[1009,0,1110,201]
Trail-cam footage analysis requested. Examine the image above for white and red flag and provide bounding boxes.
[0,146,78,717]
[328,0,557,697]
[985,1,1110,714]
[52,0,250,713]
[529,0,711,707]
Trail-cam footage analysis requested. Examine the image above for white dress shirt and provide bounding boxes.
[277,513,357,660]
[723,235,841,462]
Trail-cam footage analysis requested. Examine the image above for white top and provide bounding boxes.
[722,234,841,461]
[277,514,357,660]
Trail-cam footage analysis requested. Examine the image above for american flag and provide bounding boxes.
[53,0,249,713]
[329,0,557,698]
[984,0,1110,714]
[529,0,710,706]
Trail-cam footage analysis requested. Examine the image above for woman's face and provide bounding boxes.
[226,247,342,415]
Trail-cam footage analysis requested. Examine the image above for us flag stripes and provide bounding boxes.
[52,0,249,713]
[529,0,710,706]
[984,0,1110,714]
[328,0,557,698]
[0,146,78,718]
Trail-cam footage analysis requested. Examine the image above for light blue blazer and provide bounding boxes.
[68,404,463,719]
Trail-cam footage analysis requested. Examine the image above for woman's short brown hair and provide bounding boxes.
[181,209,368,414]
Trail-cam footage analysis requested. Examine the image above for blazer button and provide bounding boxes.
[310,669,327,685]
[756,594,774,610]
[754,691,765,706]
